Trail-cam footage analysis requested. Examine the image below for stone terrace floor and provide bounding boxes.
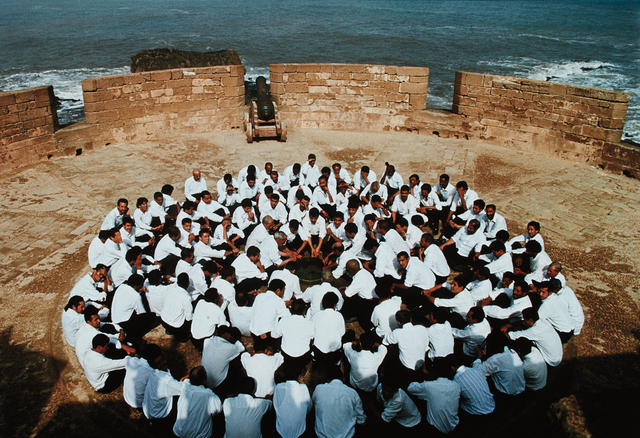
[0,128,638,437]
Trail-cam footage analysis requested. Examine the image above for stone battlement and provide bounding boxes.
[0,63,636,176]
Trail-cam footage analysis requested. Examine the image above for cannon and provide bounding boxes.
[244,76,287,143]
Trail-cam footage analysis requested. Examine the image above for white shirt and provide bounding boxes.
[75,323,119,367]
[404,256,436,289]
[486,252,514,279]
[371,297,402,338]
[82,350,128,391]
[383,322,430,370]
[258,235,282,269]
[539,293,575,333]
[191,300,228,340]
[522,347,548,391]
[509,319,563,366]
[391,194,419,219]
[313,380,366,438]
[282,165,302,186]
[427,321,455,359]
[453,365,495,415]
[101,207,126,231]
[217,177,239,198]
[246,224,269,249]
[232,206,258,231]
[300,283,344,321]
[343,343,388,392]
[361,182,388,204]
[111,284,146,324]
[451,188,478,214]
[184,176,207,202]
[154,234,181,261]
[345,269,378,299]
[273,381,313,438]
[272,314,314,357]
[194,240,225,263]
[383,229,410,255]
[269,269,301,301]
[133,208,154,237]
[434,290,475,317]
[161,285,193,328]
[557,286,584,335]
[232,254,267,283]
[228,300,253,336]
[301,162,321,187]
[312,185,337,209]
[313,308,345,353]
[301,216,326,238]
[473,346,526,395]
[201,336,245,389]
[423,244,450,278]
[261,201,289,224]
[434,182,457,207]
[353,170,377,191]
[250,290,290,336]
[466,278,493,303]
[241,352,284,397]
[383,172,403,190]
[376,384,421,427]
[100,239,127,267]
[373,242,401,280]
[223,394,272,438]
[452,319,492,357]
[211,276,236,310]
[123,356,153,409]
[88,237,105,268]
[143,368,182,420]
[484,295,532,321]
[484,212,507,239]
[452,225,486,257]
[198,199,228,223]
[62,308,85,347]
[173,380,221,438]
[110,257,135,288]
[407,378,461,434]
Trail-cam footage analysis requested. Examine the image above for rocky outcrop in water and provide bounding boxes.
[130,48,242,73]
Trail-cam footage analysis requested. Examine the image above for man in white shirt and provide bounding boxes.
[419,233,450,285]
[241,337,284,398]
[343,332,388,392]
[483,204,507,240]
[111,274,155,341]
[301,153,321,188]
[440,219,486,271]
[232,246,268,288]
[536,279,575,343]
[376,381,422,429]
[391,251,436,309]
[222,377,272,438]
[353,165,377,192]
[313,371,366,438]
[383,310,430,382]
[415,183,444,234]
[62,296,85,348]
[271,299,314,374]
[312,293,345,364]
[88,231,109,268]
[342,259,378,331]
[173,366,222,438]
[249,279,290,341]
[283,162,302,187]
[201,326,245,390]
[142,345,183,425]
[184,168,207,202]
[101,198,129,231]
[380,163,403,202]
[160,274,193,341]
[360,181,388,206]
[446,180,478,223]
[452,306,492,359]
[82,334,130,393]
[506,307,563,367]
[390,185,419,223]
[273,373,313,438]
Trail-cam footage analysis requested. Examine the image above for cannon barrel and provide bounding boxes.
[256,76,275,121]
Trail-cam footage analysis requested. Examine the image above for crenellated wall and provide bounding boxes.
[79,65,246,145]
[0,86,60,172]
[1,64,638,177]
[269,63,429,130]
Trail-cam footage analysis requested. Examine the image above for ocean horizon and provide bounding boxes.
[1,0,638,141]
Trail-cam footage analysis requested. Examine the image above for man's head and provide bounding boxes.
[321,291,339,310]
[274,231,287,246]
[376,219,391,235]
[547,262,562,278]
[269,279,286,298]
[489,240,506,258]
[344,222,358,239]
[92,334,110,353]
[346,259,361,277]
[144,344,168,371]
[199,229,211,245]
[421,183,432,198]
[84,306,101,328]
[467,306,485,324]
[486,204,496,220]
[525,240,542,256]
[397,251,410,270]
[522,307,539,327]
[246,175,256,188]
[192,169,201,181]
[66,295,85,313]
[188,366,207,386]
[472,199,486,215]
[420,233,435,248]
[527,221,541,237]
[246,246,261,263]
[451,275,468,294]
[399,185,410,202]
[262,215,274,230]
[513,280,530,299]
[116,198,128,215]
[91,264,108,282]
[409,174,420,188]
[201,191,212,204]
[307,153,316,167]
[456,181,469,193]
[395,309,411,326]
[467,219,480,234]
[439,174,450,188]
[269,194,280,209]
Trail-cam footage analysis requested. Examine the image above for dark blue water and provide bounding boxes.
[1,0,638,140]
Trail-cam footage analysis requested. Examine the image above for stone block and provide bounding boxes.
[352,73,374,81]
[150,70,173,81]
[284,83,309,94]
[95,109,120,123]
[320,65,335,73]
[119,106,145,121]
[369,81,386,88]
[296,64,321,73]
[309,86,329,94]
[334,64,365,73]
[270,83,285,95]
[399,82,427,94]
[493,78,520,91]
[365,65,386,74]
[396,66,429,76]
[363,87,385,96]
[168,78,193,89]
[385,82,399,94]
[15,90,36,104]
[409,76,429,84]
[385,66,398,75]
[597,118,625,130]
[409,94,427,110]
[0,92,16,107]
[549,83,567,96]
[223,86,243,97]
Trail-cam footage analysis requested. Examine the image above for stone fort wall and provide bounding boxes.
[0,63,637,176]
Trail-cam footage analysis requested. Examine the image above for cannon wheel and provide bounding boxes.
[246,123,253,143]
[279,122,287,142]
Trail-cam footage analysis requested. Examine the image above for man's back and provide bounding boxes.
[313,379,366,438]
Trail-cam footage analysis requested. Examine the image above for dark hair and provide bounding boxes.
[204,288,219,303]
[239,376,256,395]
[395,310,411,325]
[468,306,485,322]
[125,247,142,263]
[439,174,450,182]
[246,246,260,258]
[126,273,145,289]
[268,279,286,293]
[522,307,539,322]
[344,223,358,235]
[117,198,128,206]
[161,184,174,195]
[489,241,506,253]
[189,366,207,386]
[321,292,339,309]
[496,229,510,241]
[147,269,162,286]
[65,295,84,311]
[528,221,541,231]
[290,299,307,316]
[474,199,486,210]
[92,334,110,349]
[455,181,468,191]
[525,240,542,254]
[84,306,99,322]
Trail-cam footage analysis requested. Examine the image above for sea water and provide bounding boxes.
[1,0,638,141]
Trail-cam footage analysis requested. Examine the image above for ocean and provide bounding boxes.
[1,0,638,141]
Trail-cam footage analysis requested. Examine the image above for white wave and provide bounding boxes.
[244,66,271,82]
[427,93,452,110]
[0,66,130,105]
[170,9,190,15]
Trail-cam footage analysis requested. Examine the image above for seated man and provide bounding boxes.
[184,169,208,202]
[222,377,273,438]
[82,334,131,394]
[302,208,326,258]
[440,219,486,271]
[360,181,388,206]
[173,366,222,438]
[313,368,366,438]
[201,326,245,389]
[353,165,377,193]
[312,175,338,220]
[415,183,444,234]
[380,163,403,202]
[390,185,419,224]
[232,246,268,289]
[241,337,284,398]
[508,220,544,253]
[101,198,129,231]
[216,173,238,199]
[232,198,259,238]
[483,204,508,241]
[446,181,478,223]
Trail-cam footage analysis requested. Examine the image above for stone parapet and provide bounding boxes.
[80,65,246,144]
[453,71,630,145]
[0,86,59,172]
[269,63,429,130]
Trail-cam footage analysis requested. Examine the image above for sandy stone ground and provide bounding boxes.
[0,128,638,437]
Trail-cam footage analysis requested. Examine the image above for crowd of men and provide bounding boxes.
[62,154,585,437]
